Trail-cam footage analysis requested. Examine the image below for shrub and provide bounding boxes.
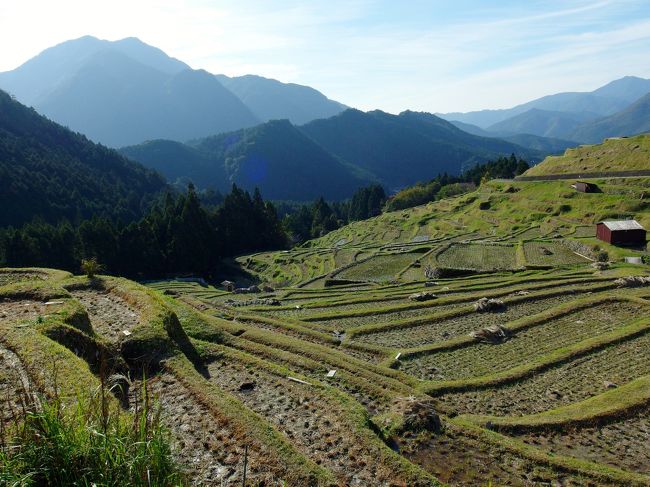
[81,257,104,278]
[479,201,491,210]
[0,377,185,486]
[596,250,609,262]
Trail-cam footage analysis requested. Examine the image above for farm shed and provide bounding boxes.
[596,220,646,246]
[571,181,598,193]
[221,280,235,292]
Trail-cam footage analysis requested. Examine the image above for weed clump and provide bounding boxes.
[0,376,184,486]
[81,257,104,278]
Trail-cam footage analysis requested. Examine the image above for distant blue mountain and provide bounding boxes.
[439,76,650,129]
[0,36,347,147]
[216,74,347,125]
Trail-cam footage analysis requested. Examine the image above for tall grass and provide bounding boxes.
[0,368,185,486]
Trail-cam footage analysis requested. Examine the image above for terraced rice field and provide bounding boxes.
[205,357,396,486]
[523,241,591,267]
[0,270,45,286]
[353,293,586,349]
[337,253,421,281]
[435,243,518,271]
[401,299,647,380]
[4,245,650,487]
[134,257,650,485]
[520,406,650,476]
[70,288,141,343]
[572,226,597,238]
[440,330,650,417]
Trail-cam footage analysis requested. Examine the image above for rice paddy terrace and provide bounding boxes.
[2,175,650,485]
[149,261,650,486]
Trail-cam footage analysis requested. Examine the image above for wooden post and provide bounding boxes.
[242,444,249,487]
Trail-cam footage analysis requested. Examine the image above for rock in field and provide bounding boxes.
[469,324,510,344]
[409,291,438,302]
[474,297,506,312]
[614,276,650,287]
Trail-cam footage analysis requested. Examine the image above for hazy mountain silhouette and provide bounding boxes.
[216,74,347,125]
[0,36,351,147]
[448,121,575,153]
[439,76,650,128]
[570,92,650,143]
[0,36,260,147]
[486,108,595,139]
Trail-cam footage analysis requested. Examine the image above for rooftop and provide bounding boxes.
[598,220,645,231]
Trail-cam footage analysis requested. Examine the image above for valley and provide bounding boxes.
[2,148,649,484]
[1,17,650,485]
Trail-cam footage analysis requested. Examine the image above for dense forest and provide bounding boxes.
[0,90,166,227]
[0,184,286,278]
[2,158,524,278]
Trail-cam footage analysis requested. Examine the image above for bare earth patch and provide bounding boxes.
[132,374,281,486]
[71,289,140,343]
[521,406,650,476]
[206,358,397,486]
[0,344,35,423]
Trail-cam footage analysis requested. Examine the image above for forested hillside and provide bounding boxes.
[124,109,535,199]
[122,119,371,199]
[0,90,166,227]
[300,109,534,190]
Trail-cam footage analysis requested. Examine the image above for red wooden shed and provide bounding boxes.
[596,220,646,246]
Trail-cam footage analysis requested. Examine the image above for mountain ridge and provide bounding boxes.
[438,76,650,129]
[0,36,348,147]
[122,109,538,199]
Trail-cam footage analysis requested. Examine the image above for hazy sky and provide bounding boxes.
[1,0,650,113]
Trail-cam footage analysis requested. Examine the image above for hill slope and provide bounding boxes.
[523,133,650,176]
[300,109,534,190]
[486,108,593,139]
[119,139,219,187]
[439,76,648,128]
[216,74,347,125]
[569,93,650,144]
[122,119,370,200]
[0,90,166,227]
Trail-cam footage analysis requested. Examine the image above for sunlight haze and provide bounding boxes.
[1,0,650,112]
